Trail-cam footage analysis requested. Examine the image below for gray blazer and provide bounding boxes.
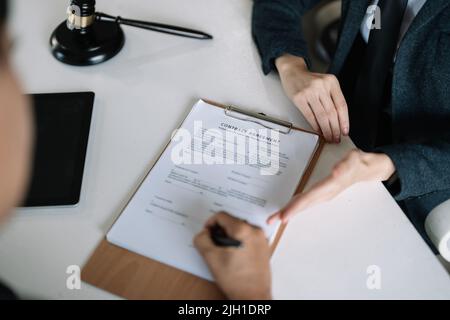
[252,0,450,248]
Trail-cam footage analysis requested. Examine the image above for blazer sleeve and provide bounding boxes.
[252,0,322,74]
[376,134,450,200]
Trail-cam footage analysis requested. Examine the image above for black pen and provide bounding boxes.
[209,224,242,248]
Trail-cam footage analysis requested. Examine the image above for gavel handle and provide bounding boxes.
[96,12,213,40]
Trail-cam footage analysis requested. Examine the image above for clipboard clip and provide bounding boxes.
[224,105,293,134]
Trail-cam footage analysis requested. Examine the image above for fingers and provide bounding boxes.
[330,81,349,136]
[292,74,348,143]
[279,186,325,223]
[267,212,281,225]
[195,212,244,255]
[295,95,320,133]
[320,93,341,143]
[271,169,348,224]
[308,95,333,142]
[205,211,252,239]
[193,228,215,253]
[278,185,326,223]
[268,149,365,225]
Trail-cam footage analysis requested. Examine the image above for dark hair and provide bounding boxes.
[0,0,7,26]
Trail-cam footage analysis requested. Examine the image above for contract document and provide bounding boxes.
[107,100,320,280]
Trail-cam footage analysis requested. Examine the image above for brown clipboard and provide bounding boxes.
[82,99,325,300]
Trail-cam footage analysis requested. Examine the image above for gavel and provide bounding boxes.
[50,0,213,66]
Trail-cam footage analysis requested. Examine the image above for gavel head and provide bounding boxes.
[66,0,96,32]
[50,0,125,66]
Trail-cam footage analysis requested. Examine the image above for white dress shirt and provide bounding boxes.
[360,0,427,45]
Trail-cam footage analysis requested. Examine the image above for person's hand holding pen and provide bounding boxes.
[194,212,272,300]
[276,54,349,143]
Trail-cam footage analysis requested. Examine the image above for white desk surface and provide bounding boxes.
[0,0,448,300]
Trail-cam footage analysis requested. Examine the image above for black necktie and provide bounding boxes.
[346,0,408,150]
